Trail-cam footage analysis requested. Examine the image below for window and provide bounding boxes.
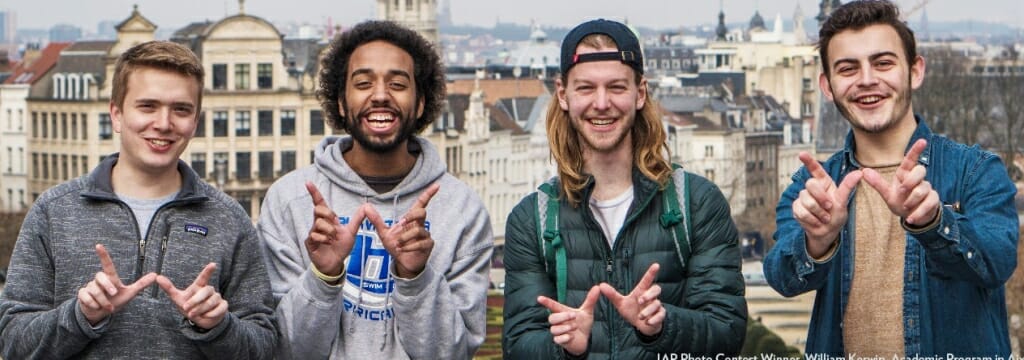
[704,145,714,158]
[5,147,10,173]
[71,113,78,140]
[310,110,324,135]
[61,113,68,139]
[18,148,24,173]
[32,112,38,138]
[281,151,296,175]
[41,113,48,139]
[42,154,49,179]
[80,113,87,139]
[80,155,88,174]
[258,110,273,136]
[235,63,250,90]
[18,109,23,131]
[213,152,229,184]
[213,111,228,137]
[236,152,251,180]
[71,156,78,178]
[192,153,207,179]
[258,151,274,179]
[280,110,295,136]
[705,168,715,182]
[61,155,68,180]
[195,112,206,137]
[257,63,272,89]
[236,111,251,136]
[32,153,38,178]
[802,78,812,91]
[51,112,57,138]
[99,113,112,140]
[5,109,10,130]
[237,194,253,218]
[213,64,227,90]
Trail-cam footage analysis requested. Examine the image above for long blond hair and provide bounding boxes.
[547,34,672,208]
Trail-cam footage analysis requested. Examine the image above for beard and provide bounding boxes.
[832,79,914,134]
[345,106,418,153]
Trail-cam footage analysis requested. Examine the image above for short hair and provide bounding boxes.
[818,0,917,76]
[317,21,445,133]
[111,41,204,109]
[549,33,671,207]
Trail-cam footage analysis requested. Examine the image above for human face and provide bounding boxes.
[820,24,924,134]
[556,44,646,155]
[341,40,424,153]
[111,67,200,176]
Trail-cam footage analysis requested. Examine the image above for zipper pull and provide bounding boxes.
[606,258,613,273]
[139,238,147,260]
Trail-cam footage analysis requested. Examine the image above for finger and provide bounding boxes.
[901,181,932,212]
[548,312,577,326]
[188,289,220,317]
[78,287,103,311]
[198,299,228,323]
[638,299,662,320]
[639,284,662,305]
[94,244,120,281]
[861,168,893,200]
[537,295,571,313]
[598,283,623,308]
[125,273,158,295]
[397,237,433,253]
[156,275,181,299]
[553,333,572,345]
[305,181,328,207]
[803,179,834,211]
[798,190,830,224]
[632,263,660,295]
[834,170,863,207]
[402,208,427,227]
[192,263,217,288]
[799,152,829,180]
[899,139,928,174]
[85,282,113,311]
[898,165,927,194]
[344,205,368,235]
[792,201,824,228]
[312,204,339,223]
[311,217,338,239]
[906,192,940,225]
[364,204,389,235]
[411,183,440,210]
[550,323,577,337]
[646,305,667,326]
[94,272,118,297]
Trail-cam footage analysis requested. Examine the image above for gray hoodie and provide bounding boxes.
[258,136,493,360]
[0,155,278,359]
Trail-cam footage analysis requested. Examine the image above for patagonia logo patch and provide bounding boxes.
[185,224,208,236]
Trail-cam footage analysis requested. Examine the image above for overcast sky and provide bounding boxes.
[5,0,1023,32]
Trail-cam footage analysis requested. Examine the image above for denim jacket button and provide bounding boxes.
[967,251,974,259]
[943,226,950,235]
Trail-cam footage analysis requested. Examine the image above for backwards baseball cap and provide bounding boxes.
[560,19,644,76]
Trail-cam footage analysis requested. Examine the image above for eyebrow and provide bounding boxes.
[134,98,196,109]
[832,51,900,69]
[350,68,413,80]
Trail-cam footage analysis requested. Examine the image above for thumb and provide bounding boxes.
[124,273,157,296]
[537,295,570,313]
[156,275,180,298]
[598,283,624,307]
[580,285,602,313]
[834,170,863,207]
[860,168,892,200]
[363,204,389,235]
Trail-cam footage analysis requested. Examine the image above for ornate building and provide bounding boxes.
[376,0,438,44]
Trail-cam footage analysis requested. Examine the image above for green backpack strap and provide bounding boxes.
[660,165,692,269]
[537,181,568,303]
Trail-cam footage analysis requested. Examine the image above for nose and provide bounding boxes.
[593,88,611,111]
[370,82,390,104]
[857,66,879,87]
[152,107,172,130]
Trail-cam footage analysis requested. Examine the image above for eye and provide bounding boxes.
[389,81,408,90]
[875,60,896,70]
[353,80,372,89]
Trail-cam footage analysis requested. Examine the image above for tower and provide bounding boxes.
[377,0,438,44]
[716,0,728,41]
[817,0,842,27]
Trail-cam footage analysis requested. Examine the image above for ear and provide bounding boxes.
[416,95,425,119]
[909,55,926,90]
[110,101,124,133]
[636,77,648,110]
[818,72,835,102]
[337,101,345,118]
[555,78,569,111]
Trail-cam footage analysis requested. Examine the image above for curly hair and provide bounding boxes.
[818,0,917,76]
[112,41,204,109]
[317,21,445,133]
[548,34,672,208]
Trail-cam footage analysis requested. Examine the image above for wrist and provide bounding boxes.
[187,319,211,334]
[311,263,344,285]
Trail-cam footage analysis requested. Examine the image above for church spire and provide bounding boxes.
[716,0,728,41]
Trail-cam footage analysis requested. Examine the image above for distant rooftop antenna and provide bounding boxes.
[239,0,246,15]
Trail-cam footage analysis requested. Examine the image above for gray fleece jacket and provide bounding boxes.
[0,154,278,359]
[257,136,493,360]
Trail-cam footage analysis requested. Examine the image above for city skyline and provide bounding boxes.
[3,0,1022,34]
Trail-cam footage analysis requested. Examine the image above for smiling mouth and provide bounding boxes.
[366,112,396,129]
[589,118,616,125]
[148,139,172,146]
[856,95,883,105]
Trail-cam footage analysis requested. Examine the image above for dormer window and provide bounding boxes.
[52,73,94,100]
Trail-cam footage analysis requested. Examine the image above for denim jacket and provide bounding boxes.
[764,117,1018,356]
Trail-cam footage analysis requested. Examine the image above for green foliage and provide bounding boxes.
[741,318,802,356]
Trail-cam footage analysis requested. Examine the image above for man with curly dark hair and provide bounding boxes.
[257,20,494,360]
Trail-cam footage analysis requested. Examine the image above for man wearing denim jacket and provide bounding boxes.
[764,0,1018,356]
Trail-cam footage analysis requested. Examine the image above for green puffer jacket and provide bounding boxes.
[502,169,747,359]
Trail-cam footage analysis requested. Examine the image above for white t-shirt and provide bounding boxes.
[118,191,179,239]
[588,186,634,249]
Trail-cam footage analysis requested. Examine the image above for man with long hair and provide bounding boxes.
[257,21,493,359]
[765,0,1018,356]
[502,19,747,358]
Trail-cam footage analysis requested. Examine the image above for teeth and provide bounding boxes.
[591,119,614,125]
[859,96,881,104]
[368,113,393,121]
[149,139,170,146]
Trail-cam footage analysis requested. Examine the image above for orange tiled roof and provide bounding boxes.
[4,42,72,85]
[446,78,547,105]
